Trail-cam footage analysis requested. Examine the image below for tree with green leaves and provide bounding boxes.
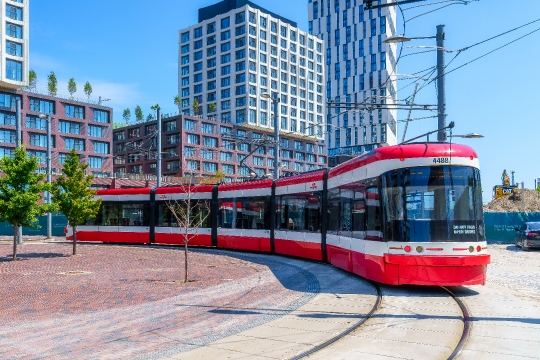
[146,114,153,121]
[47,71,57,96]
[208,103,217,113]
[28,70,37,90]
[150,104,160,111]
[135,105,144,123]
[0,146,54,260]
[84,81,92,100]
[192,99,200,116]
[122,108,131,124]
[52,150,102,256]
[173,95,181,113]
[67,78,77,98]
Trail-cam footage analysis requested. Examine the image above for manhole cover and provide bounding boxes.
[57,271,92,275]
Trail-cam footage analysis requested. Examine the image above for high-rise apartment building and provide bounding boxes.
[308,0,397,165]
[1,0,29,88]
[178,0,326,141]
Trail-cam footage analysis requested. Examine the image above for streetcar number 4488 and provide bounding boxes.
[433,157,449,164]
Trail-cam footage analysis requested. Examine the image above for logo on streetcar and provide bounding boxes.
[310,182,317,190]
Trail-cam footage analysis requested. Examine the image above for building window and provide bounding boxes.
[25,115,46,130]
[187,134,200,144]
[167,160,181,171]
[88,156,103,169]
[0,130,16,144]
[93,141,109,154]
[187,160,200,171]
[221,16,230,29]
[64,105,84,119]
[92,109,109,123]
[6,40,22,57]
[0,111,15,125]
[88,125,103,138]
[59,120,81,135]
[235,12,245,24]
[203,136,218,147]
[6,4,22,21]
[5,59,22,81]
[203,162,218,172]
[6,22,22,39]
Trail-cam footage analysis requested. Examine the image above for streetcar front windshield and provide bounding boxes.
[382,166,484,242]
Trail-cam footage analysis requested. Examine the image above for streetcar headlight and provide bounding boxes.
[404,245,411,253]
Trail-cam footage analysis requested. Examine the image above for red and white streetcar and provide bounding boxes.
[67,142,489,286]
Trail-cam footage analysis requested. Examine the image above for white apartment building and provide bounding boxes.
[178,0,325,140]
[308,0,397,163]
[0,0,29,89]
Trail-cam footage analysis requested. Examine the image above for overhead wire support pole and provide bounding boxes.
[15,99,23,243]
[156,107,162,188]
[436,24,447,142]
[46,114,52,239]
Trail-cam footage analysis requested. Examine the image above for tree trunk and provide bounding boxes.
[12,225,18,261]
[184,235,189,283]
[72,225,77,256]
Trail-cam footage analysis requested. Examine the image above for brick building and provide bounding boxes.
[113,114,327,182]
[0,89,113,176]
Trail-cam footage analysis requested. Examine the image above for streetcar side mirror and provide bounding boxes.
[514,226,520,232]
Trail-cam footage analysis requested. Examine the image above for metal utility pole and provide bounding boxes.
[46,115,52,239]
[39,113,53,239]
[436,25,447,142]
[15,100,23,243]
[272,97,280,179]
[156,107,162,188]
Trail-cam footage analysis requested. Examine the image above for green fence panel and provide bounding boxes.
[484,212,540,244]
[0,215,67,237]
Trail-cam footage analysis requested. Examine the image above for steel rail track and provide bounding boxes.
[290,283,471,360]
[441,286,471,360]
[290,280,383,360]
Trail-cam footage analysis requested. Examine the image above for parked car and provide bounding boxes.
[515,222,540,251]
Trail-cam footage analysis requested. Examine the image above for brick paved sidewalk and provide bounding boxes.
[0,243,319,359]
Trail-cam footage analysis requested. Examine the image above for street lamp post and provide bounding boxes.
[156,106,162,188]
[39,113,52,239]
[384,25,447,141]
[261,92,280,179]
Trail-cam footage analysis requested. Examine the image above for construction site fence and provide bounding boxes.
[484,212,540,244]
[0,215,68,237]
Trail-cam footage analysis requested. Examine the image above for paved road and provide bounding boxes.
[2,242,539,359]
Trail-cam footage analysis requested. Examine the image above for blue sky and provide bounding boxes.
[29,0,540,202]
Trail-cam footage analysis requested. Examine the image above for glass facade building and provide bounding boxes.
[308,0,397,164]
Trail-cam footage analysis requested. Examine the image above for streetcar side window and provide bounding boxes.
[156,201,211,228]
[327,188,340,234]
[366,187,381,232]
[218,197,270,230]
[277,192,322,232]
[99,202,150,226]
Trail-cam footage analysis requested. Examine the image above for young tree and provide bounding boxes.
[122,108,131,124]
[52,150,101,256]
[173,95,182,113]
[84,81,92,100]
[67,78,77,98]
[192,99,200,116]
[28,70,37,90]
[134,105,144,123]
[146,114,153,121]
[166,168,211,283]
[47,71,57,96]
[208,103,217,113]
[0,147,53,260]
